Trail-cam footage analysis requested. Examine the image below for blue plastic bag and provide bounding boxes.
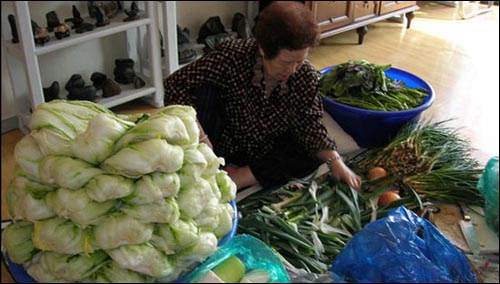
[331,206,478,283]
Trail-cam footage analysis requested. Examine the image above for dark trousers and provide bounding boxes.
[192,86,321,188]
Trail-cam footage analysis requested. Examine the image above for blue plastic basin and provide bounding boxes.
[321,65,435,148]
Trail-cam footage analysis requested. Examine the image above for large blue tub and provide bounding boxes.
[321,66,435,148]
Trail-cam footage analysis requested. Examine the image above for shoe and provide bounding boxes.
[67,85,97,102]
[75,23,95,34]
[177,25,197,64]
[232,13,252,39]
[177,25,191,44]
[179,47,198,65]
[203,32,237,53]
[64,5,84,28]
[31,20,50,45]
[90,72,107,90]
[197,16,227,44]
[90,3,110,27]
[46,11,61,32]
[43,81,60,102]
[124,1,140,22]
[54,23,71,40]
[102,79,121,98]
[134,76,146,89]
[113,59,136,84]
[65,74,85,92]
[65,5,95,33]
[46,11,71,39]
[8,14,19,43]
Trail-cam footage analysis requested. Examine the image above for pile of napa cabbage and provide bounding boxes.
[2,100,236,283]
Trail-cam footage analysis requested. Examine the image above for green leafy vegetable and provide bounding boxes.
[320,60,429,111]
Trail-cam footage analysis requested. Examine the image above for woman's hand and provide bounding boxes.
[329,158,362,191]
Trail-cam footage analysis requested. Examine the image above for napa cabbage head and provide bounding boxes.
[71,113,134,165]
[120,197,180,224]
[198,143,225,177]
[114,113,190,151]
[124,172,180,205]
[1,221,37,264]
[177,146,208,185]
[14,134,45,180]
[158,105,200,148]
[45,187,116,228]
[84,174,135,202]
[32,217,91,255]
[214,203,235,238]
[101,139,184,178]
[150,218,200,255]
[39,156,104,189]
[92,213,154,250]
[29,100,113,156]
[173,231,218,280]
[28,250,108,282]
[7,172,55,221]
[106,243,175,278]
[177,178,215,218]
[216,170,237,203]
[85,260,155,283]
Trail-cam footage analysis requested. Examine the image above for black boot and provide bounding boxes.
[124,1,140,22]
[8,14,19,43]
[43,81,60,102]
[177,25,197,64]
[91,72,108,90]
[31,20,50,45]
[65,5,84,28]
[65,74,97,102]
[197,16,227,45]
[46,11,61,32]
[134,76,146,89]
[47,11,71,39]
[102,78,121,98]
[67,85,97,102]
[93,4,110,27]
[232,13,252,39]
[113,59,136,84]
[65,74,86,92]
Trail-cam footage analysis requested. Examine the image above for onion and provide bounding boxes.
[378,191,401,207]
[367,166,388,181]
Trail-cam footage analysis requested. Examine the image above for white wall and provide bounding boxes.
[1,1,251,132]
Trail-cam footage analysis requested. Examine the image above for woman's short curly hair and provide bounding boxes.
[254,1,320,60]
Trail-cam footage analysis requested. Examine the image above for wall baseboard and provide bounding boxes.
[1,116,18,134]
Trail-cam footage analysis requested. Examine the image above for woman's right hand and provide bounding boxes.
[329,159,362,191]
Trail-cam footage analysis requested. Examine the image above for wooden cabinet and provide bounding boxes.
[309,2,353,33]
[305,1,419,44]
[379,1,417,15]
[353,1,379,23]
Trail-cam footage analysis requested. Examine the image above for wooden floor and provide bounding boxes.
[1,2,498,282]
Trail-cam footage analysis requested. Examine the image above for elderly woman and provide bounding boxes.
[164,1,361,191]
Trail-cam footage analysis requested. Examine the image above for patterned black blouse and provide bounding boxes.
[163,38,337,162]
